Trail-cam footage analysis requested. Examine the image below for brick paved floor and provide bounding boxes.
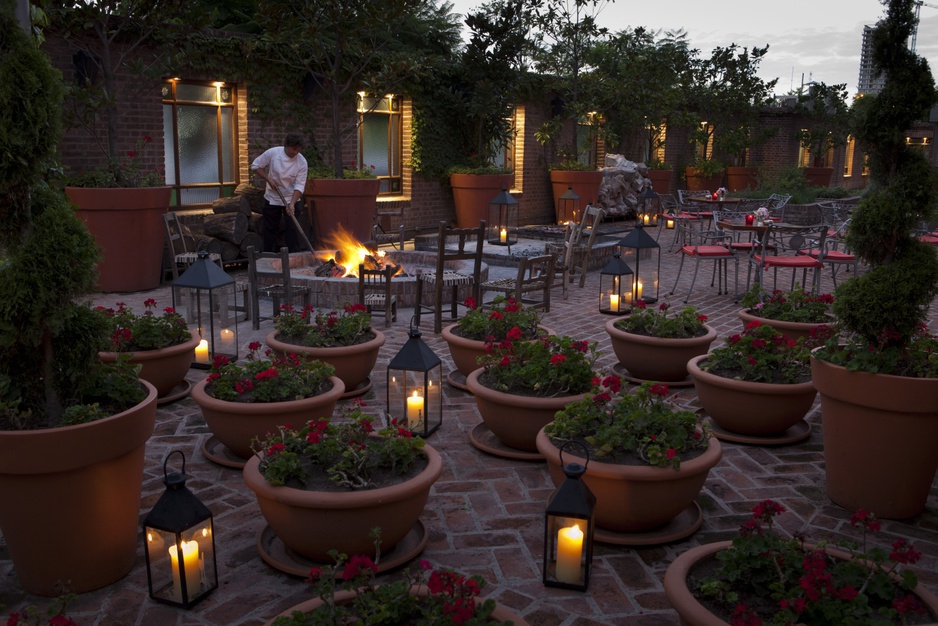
[2,222,937,625]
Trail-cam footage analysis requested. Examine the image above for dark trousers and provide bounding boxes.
[262,200,302,253]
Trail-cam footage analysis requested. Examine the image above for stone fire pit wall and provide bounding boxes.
[255,250,489,310]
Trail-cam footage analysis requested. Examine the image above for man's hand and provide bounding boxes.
[286,202,295,216]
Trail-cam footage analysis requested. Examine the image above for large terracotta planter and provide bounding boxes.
[304,178,380,246]
[266,330,385,395]
[646,169,673,195]
[450,173,514,228]
[467,369,588,452]
[737,309,831,343]
[683,168,724,192]
[549,170,604,223]
[724,166,758,192]
[441,323,554,378]
[243,443,442,561]
[265,585,530,626]
[66,186,171,292]
[687,355,817,437]
[605,318,717,382]
[811,355,938,519]
[664,540,938,626]
[802,166,834,188]
[536,428,722,533]
[0,381,158,595]
[192,376,345,459]
[99,332,198,397]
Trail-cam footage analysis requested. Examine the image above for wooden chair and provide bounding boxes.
[162,211,221,281]
[480,253,556,312]
[246,246,312,330]
[373,201,406,250]
[545,205,605,297]
[358,263,398,327]
[414,220,485,333]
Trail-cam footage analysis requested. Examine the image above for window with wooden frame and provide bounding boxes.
[358,94,403,195]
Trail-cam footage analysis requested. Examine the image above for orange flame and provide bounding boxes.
[315,225,386,277]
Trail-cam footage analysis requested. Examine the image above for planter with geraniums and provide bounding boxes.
[737,284,834,343]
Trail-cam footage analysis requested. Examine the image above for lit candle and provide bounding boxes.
[499,228,507,243]
[642,213,650,225]
[666,218,675,229]
[712,193,718,200]
[195,339,209,364]
[624,290,633,306]
[406,390,423,429]
[609,293,619,312]
[556,523,583,584]
[745,214,754,225]
[219,329,234,352]
[636,281,643,300]
[169,540,201,601]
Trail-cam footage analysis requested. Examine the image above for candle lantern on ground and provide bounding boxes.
[387,318,443,437]
[617,224,661,305]
[171,251,239,368]
[543,442,595,591]
[639,187,660,227]
[558,186,580,224]
[598,252,634,315]
[144,451,217,608]
[487,188,518,249]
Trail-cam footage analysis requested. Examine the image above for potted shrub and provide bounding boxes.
[441,295,549,388]
[737,284,835,342]
[191,342,345,462]
[688,320,820,443]
[96,298,199,401]
[537,380,721,542]
[267,546,527,625]
[302,163,381,247]
[243,406,442,562]
[266,302,385,398]
[0,12,157,595]
[664,499,938,625]
[605,301,717,383]
[466,334,599,453]
[810,0,938,519]
[448,165,515,229]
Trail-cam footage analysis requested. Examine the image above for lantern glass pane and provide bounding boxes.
[172,283,240,363]
[545,514,589,587]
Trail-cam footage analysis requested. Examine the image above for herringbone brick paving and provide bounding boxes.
[2,222,937,625]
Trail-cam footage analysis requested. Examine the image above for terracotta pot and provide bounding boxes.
[646,169,673,195]
[664,540,938,626]
[0,381,158,595]
[66,186,171,292]
[99,332,198,396]
[191,376,345,459]
[265,585,530,626]
[811,355,938,519]
[266,330,385,393]
[243,443,442,561]
[467,369,588,452]
[605,318,717,382]
[449,173,514,228]
[441,323,554,378]
[549,170,604,223]
[802,166,834,188]
[683,168,724,192]
[536,428,721,533]
[304,178,380,246]
[687,355,817,436]
[737,309,831,343]
[724,166,758,192]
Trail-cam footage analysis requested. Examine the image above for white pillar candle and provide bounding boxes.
[555,523,583,584]
[195,339,209,364]
[406,390,423,429]
[219,329,234,352]
[499,228,507,243]
[169,540,201,601]
[609,293,619,312]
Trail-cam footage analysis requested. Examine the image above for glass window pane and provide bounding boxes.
[180,187,222,204]
[359,96,389,112]
[221,108,233,182]
[163,104,177,185]
[178,106,219,184]
[362,114,389,176]
[176,84,217,104]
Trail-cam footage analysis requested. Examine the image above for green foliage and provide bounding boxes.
[96,298,191,351]
[740,284,834,324]
[700,321,816,384]
[1,593,78,626]
[794,82,852,166]
[63,135,165,188]
[547,380,710,469]
[205,343,336,403]
[454,295,541,342]
[252,406,425,490]
[274,303,374,348]
[477,334,599,397]
[614,301,709,339]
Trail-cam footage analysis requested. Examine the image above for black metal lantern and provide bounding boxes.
[487,188,518,249]
[144,451,217,608]
[558,186,580,224]
[387,318,443,437]
[598,252,634,315]
[543,442,595,591]
[638,187,660,227]
[617,225,661,305]
[171,251,239,368]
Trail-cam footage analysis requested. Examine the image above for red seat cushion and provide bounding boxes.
[758,255,823,269]
[681,245,734,257]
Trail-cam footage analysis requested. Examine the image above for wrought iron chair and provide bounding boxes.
[746,224,827,294]
[669,216,737,303]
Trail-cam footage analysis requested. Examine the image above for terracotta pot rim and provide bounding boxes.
[738,309,832,330]
[606,319,718,347]
[466,368,589,408]
[191,375,346,411]
[810,352,938,411]
[442,323,554,346]
[266,329,386,357]
[449,172,514,184]
[98,331,198,362]
[243,442,443,508]
[535,427,722,481]
[688,354,816,395]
